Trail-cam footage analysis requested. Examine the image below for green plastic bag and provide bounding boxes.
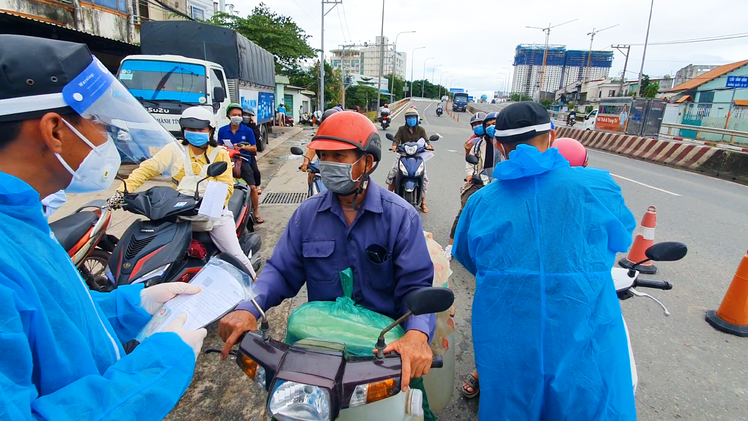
[285,268,405,357]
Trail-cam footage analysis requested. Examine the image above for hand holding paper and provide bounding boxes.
[162,313,207,360]
[140,283,201,316]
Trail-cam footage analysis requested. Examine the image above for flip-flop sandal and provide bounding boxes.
[257,188,263,195]
[461,371,480,399]
[254,216,265,224]
[421,203,430,213]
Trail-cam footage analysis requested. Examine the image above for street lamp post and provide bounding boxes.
[376,0,386,115]
[438,72,450,99]
[431,65,441,99]
[421,57,434,98]
[636,0,655,98]
[319,0,342,111]
[410,46,425,98]
[391,31,415,102]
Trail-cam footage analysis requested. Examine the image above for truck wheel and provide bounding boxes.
[257,124,268,152]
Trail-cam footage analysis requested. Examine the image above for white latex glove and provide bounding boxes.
[162,313,207,360]
[140,283,201,316]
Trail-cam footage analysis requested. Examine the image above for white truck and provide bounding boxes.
[117,21,276,151]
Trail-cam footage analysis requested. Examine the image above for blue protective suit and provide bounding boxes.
[453,145,638,420]
[0,171,196,420]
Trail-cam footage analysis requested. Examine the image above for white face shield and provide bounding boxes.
[0,56,178,165]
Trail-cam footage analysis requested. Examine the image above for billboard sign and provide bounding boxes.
[449,88,465,94]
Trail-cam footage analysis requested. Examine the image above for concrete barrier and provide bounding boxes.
[557,127,748,185]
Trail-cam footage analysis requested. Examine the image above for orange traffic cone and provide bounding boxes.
[706,251,748,336]
[619,205,658,275]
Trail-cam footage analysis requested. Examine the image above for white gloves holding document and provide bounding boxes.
[162,313,208,360]
[140,283,202,315]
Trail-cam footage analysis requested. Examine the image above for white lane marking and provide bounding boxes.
[448,149,459,153]
[424,103,433,111]
[610,173,682,196]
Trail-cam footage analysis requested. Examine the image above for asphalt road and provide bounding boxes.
[377,99,748,420]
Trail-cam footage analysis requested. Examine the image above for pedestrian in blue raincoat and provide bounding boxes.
[453,102,638,420]
[0,35,207,420]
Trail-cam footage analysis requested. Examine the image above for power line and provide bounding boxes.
[290,0,318,25]
[340,2,353,43]
[336,6,347,42]
[628,32,748,46]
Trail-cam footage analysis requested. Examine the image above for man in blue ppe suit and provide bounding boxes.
[453,102,638,420]
[0,35,207,420]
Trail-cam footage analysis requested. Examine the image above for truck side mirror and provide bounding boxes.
[213,86,226,103]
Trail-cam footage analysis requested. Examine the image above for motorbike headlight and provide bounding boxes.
[398,160,408,174]
[132,264,170,284]
[405,144,417,155]
[415,162,425,176]
[268,380,330,421]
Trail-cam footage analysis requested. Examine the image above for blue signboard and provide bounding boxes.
[450,88,465,94]
[726,76,748,89]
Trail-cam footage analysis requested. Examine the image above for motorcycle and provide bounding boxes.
[224,286,455,420]
[465,154,492,187]
[566,115,576,127]
[49,200,119,292]
[386,133,439,208]
[227,142,259,232]
[436,106,443,117]
[299,112,314,126]
[106,161,262,288]
[613,241,687,394]
[290,146,326,197]
[380,112,391,130]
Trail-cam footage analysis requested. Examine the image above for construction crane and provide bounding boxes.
[584,24,619,83]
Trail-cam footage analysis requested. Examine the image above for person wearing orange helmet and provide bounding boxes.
[219,111,437,417]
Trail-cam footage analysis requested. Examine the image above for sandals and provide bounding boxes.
[254,216,265,224]
[420,203,429,213]
[461,371,480,399]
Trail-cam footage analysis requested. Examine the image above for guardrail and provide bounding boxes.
[661,123,748,144]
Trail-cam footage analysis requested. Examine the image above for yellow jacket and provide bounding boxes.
[118,142,234,207]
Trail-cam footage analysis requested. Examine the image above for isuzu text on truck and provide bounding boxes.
[117,21,276,150]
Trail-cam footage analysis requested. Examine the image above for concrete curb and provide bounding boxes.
[557,127,748,185]
[256,126,304,162]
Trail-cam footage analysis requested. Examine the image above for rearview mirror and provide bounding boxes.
[645,242,688,262]
[429,134,440,142]
[385,133,395,141]
[466,155,479,165]
[290,146,304,156]
[213,86,226,103]
[207,161,228,178]
[405,287,454,315]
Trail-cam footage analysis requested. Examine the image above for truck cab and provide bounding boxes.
[117,54,231,138]
[583,109,598,131]
[453,93,469,112]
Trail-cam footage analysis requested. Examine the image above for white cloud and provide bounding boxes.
[232,0,748,98]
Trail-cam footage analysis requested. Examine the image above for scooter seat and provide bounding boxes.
[228,184,249,223]
[49,211,98,251]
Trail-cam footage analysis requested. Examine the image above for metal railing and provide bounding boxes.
[660,123,748,144]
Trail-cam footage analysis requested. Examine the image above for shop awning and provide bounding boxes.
[675,95,691,103]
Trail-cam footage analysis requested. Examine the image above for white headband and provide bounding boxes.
[0,93,68,117]
[495,122,552,137]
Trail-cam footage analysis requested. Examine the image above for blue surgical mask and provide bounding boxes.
[319,156,364,195]
[406,117,417,127]
[486,125,496,138]
[473,126,485,136]
[184,131,210,147]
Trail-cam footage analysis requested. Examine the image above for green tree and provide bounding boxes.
[540,99,552,109]
[384,74,406,101]
[205,4,316,73]
[510,93,533,102]
[345,85,379,111]
[285,61,340,109]
[642,82,659,98]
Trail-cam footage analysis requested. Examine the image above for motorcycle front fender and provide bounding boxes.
[404,179,417,192]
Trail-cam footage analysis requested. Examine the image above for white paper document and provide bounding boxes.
[135,263,247,342]
[222,139,235,149]
[198,180,228,219]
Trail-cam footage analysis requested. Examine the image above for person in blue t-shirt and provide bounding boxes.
[218,103,264,223]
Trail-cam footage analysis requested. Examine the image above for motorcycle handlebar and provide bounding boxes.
[431,354,443,369]
[634,279,673,290]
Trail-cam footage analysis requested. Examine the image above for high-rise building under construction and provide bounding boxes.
[511,44,613,97]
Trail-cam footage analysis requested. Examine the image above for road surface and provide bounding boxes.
[379,99,748,420]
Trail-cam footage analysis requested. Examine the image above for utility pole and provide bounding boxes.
[637,0,655,98]
[438,72,450,100]
[376,0,386,116]
[339,44,355,108]
[612,44,631,96]
[320,0,342,112]
[526,19,577,101]
[584,24,618,83]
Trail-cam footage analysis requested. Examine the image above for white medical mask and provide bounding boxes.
[319,156,365,195]
[56,118,121,193]
[230,116,243,126]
